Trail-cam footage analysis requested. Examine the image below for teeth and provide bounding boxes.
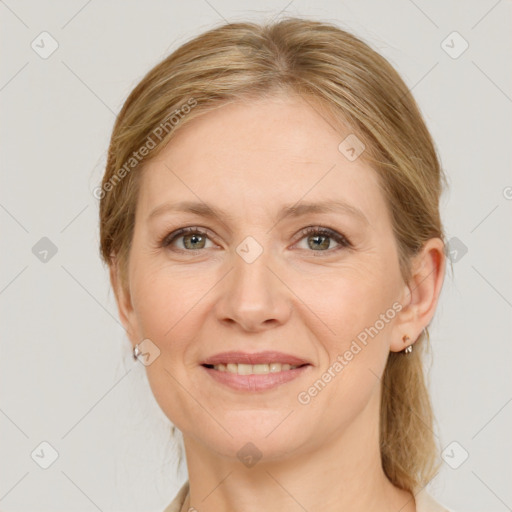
[211,362,300,374]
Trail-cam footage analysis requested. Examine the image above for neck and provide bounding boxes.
[178,390,416,512]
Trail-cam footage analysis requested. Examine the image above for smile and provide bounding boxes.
[204,362,304,374]
[201,363,311,392]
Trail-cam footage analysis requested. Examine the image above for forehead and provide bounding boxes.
[138,94,387,225]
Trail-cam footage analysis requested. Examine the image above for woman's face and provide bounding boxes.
[114,93,427,461]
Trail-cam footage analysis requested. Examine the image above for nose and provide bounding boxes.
[214,246,292,332]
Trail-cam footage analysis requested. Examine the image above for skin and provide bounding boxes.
[110,92,445,512]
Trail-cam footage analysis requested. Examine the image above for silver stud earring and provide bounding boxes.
[402,334,413,354]
[133,343,141,361]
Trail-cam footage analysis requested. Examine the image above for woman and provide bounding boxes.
[98,17,456,512]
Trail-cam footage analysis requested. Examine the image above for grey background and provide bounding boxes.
[1,1,511,511]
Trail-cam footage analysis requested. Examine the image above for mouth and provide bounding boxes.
[200,362,312,392]
[201,362,310,374]
[199,351,312,391]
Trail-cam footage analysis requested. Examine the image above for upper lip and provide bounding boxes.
[201,351,311,366]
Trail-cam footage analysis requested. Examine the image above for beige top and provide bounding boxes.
[162,481,457,512]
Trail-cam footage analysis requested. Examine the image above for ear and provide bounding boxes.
[109,256,139,347]
[389,237,446,352]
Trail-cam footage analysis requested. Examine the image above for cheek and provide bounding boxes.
[302,266,397,407]
[305,267,391,342]
[130,266,209,429]
[131,263,203,339]
[296,274,393,426]
[131,254,396,353]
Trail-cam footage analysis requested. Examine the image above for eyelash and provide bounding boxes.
[158,226,352,255]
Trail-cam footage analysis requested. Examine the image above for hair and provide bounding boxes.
[99,17,448,493]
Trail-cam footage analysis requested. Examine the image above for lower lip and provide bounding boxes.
[201,364,311,392]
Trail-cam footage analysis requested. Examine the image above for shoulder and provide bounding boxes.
[162,480,189,512]
[414,486,458,512]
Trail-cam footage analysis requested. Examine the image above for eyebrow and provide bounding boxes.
[148,199,369,225]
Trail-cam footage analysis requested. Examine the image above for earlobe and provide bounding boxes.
[390,238,446,353]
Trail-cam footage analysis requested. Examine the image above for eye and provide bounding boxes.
[294,226,352,253]
[159,225,352,254]
[160,227,215,251]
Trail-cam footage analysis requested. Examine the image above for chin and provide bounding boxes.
[200,416,310,459]
[208,435,301,465]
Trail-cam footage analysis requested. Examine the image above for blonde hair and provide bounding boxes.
[99,17,447,492]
